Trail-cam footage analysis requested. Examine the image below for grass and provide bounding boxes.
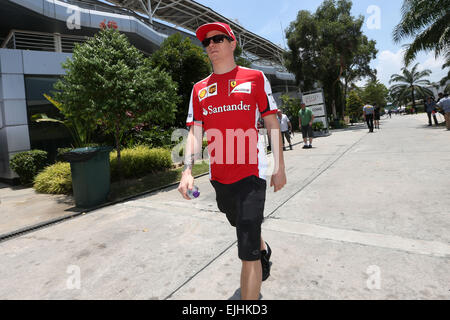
[108,161,209,201]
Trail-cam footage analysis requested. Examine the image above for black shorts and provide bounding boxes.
[301,125,313,139]
[211,175,266,261]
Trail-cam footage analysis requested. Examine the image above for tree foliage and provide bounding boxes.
[439,52,450,93]
[389,63,433,109]
[234,44,252,68]
[150,33,211,127]
[346,90,364,121]
[393,0,450,65]
[280,95,302,128]
[360,80,389,108]
[284,0,377,120]
[53,27,179,178]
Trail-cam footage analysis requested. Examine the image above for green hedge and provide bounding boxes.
[110,146,172,181]
[34,146,173,194]
[9,150,48,184]
[33,162,72,194]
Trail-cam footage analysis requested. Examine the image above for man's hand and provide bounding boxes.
[178,170,194,200]
[270,168,287,192]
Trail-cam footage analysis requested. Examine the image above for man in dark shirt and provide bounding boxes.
[425,96,439,126]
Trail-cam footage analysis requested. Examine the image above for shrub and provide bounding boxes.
[53,27,179,181]
[33,162,72,194]
[110,146,172,181]
[346,90,364,121]
[125,126,175,148]
[312,121,324,131]
[280,95,301,129]
[9,150,48,184]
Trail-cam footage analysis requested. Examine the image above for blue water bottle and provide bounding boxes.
[187,186,200,199]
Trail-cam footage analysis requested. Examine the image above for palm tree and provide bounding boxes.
[440,51,450,93]
[389,63,434,110]
[393,0,450,65]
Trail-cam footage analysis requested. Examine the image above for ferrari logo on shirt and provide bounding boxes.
[229,80,252,95]
[198,83,218,101]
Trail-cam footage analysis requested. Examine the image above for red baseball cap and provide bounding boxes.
[195,22,236,42]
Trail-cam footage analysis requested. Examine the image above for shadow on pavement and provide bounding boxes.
[228,288,263,300]
[330,123,368,132]
[416,123,447,130]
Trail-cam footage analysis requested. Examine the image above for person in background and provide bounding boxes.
[437,93,450,130]
[374,103,380,130]
[298,103,314,149]
[363,103,375,133]
[425,96,439,126]
[277,110,293,151]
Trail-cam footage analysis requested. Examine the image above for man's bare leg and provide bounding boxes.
[260,237,267,251]
[241,260,262,300]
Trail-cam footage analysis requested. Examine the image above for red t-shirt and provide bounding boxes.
[186,66,278,184]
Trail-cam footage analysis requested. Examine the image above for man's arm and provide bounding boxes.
[264,114,287,192]
[178,125,203,200]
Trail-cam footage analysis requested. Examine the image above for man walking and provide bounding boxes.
[374,103,380,130]
[298,103,314,149]
[277,110,293,151]
[437,93,450,130]
[363,103,375,132]
[178,22,287,300]
[425,96,439,126]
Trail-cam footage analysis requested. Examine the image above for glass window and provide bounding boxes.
[24,76,72,162]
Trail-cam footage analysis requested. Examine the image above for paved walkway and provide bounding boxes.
[0,184,76,236]
[0,113,449,299]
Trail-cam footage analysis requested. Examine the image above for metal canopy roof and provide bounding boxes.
[103,0,285,64]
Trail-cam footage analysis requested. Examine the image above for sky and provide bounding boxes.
[193,0,447,88]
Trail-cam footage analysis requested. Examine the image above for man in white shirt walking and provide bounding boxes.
[277,110,293,151]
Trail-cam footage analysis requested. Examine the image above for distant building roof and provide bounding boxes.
[105,0,285,65]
